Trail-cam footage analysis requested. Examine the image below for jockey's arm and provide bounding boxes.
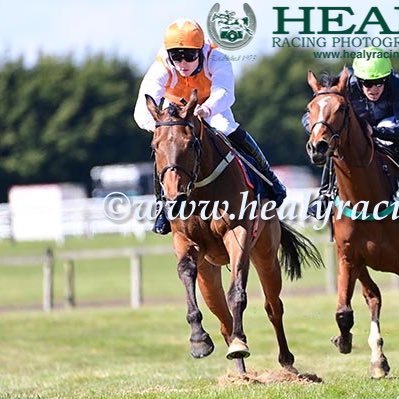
[133,61,169,132]
[200,48,236,116]
[372,73,399,143]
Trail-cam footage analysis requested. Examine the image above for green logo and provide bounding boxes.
[207,3,256,50]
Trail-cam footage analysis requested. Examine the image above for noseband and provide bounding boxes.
[154,119,202,197]
[309,91,349,155]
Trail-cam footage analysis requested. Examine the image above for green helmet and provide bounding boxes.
[353,47,392,80]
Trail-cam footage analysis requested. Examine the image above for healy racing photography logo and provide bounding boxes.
[207,3,256,50]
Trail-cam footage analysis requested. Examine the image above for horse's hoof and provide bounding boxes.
[283,365,298,374]
[370,356,390,379]
[190,333,214,358]
[331,333,352,354]
[226,337,250,360]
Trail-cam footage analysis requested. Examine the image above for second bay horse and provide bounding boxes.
[306,67,399,378]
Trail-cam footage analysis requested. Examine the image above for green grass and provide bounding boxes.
[1,232,399,398]
[1,292,399,398]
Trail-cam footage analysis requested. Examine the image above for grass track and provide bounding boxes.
[1,233,399,398]
[1,292,399,398]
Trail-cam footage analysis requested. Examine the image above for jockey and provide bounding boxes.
[303,46,399,218]
[134,18,286,234]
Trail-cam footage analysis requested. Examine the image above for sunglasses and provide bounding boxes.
[359,78,387,88]
[168,49,200,63]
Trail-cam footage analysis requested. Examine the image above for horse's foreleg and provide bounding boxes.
[331,256,358,354]
[224,231,251,360]
[358,267,390,379]
[177,253,214,359]
[197,260,246,374]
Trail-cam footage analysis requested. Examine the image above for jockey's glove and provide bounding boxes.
[194,104,211,119]
[372,126,399,144]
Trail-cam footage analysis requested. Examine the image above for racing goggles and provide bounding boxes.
[359,77,388,88]
[168,49,200,63]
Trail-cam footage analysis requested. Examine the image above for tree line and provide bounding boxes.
[0,48,381,201]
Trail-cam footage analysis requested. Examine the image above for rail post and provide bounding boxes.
[43,248,55,311]
[64,259,75,308]
[325,241,337,294]
[130,253,143,309]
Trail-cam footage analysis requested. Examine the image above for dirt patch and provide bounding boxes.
[219,368,323,385]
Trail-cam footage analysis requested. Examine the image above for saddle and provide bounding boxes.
[235,150,267,199]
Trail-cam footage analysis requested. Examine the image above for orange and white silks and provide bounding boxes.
[134,42,239,135]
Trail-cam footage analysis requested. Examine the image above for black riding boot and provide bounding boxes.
[307,157,332,218]
[228,127,287,207]
[152,164,171,235]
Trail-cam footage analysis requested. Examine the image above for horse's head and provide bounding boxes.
[305,67,350,166]
[146,90,201,202]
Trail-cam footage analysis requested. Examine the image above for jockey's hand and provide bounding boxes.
[372,126,399,143]
[194,104,211,119]
[372,126,389,138]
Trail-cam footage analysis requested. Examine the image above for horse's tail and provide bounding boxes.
[279,220,324,281]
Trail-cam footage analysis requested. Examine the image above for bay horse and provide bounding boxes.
[306,67,399,378]
[145,89,323,375]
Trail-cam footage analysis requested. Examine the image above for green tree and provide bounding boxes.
[0,55,150,200]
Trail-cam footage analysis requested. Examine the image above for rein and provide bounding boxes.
[154,118,234,194]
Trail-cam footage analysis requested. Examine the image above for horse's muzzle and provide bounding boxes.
[306,140,329,166]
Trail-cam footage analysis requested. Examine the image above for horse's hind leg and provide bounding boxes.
[358,267,390,379]
[197,260,246,374]
[176,246,214,359]
[251,246,296,373]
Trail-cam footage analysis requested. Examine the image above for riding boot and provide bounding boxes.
[152,164,171,235]
[228,126,287,207]
[307,158,332,218]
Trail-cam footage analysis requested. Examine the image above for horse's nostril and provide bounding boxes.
[315,141,329,154]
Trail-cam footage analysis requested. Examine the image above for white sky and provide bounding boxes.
[1,0,398,76]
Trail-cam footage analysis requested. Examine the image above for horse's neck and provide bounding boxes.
[200,128,230,174]
[334,110,390,204]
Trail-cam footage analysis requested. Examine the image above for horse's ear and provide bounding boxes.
[336,66,350,93]
[145,94,160,121]
[307,70,321,93]
[180,89,198,119]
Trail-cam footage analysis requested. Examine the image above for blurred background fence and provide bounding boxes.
[1,187,398,313]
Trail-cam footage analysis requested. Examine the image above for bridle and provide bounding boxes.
[309,91,349,157]
[154,119,202,197]
[308,90,375,167]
